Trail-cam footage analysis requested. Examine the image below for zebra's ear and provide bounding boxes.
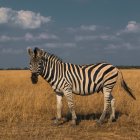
[37,49,44,58]
[27,48,34,57]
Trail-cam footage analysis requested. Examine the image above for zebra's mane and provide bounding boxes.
[34,47,38,58]
[33,47,62,63]
[46,52,63,63]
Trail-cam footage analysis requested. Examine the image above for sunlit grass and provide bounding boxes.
[0,70,139,139]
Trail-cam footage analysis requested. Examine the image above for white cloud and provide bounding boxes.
[28,42,76,49]
[45,42,76,48]
[24,33,59,41]
[24,33,34,41]
[0,35,11,42]
[1,48,24,54]
[0,32,58,42]
[37,33,58,40]
[66,24,98,33]
[63,43,76,48]
[117,21,140,35]
[0,8,11,23]
[16,10,51,29]
[75,35,97,41]
[126,21,140,32]
[45,43,58,48]
[66,27,77,33]
[106,42,140,51]
[75,34,118,42]
[0,35,21,42]
[66,23,140,52]
[0,7,51,29]
[80,25,97,31]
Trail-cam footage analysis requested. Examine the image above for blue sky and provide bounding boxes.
[0,0,140,68]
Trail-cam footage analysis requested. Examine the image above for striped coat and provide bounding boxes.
[28,47,136,126]
[44,62,118,96]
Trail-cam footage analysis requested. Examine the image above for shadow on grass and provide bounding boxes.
[51,111,123,125]
[65,111,123,125]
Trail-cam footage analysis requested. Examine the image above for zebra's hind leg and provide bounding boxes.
[64,91,77,126]
[96,88,112,125]
[109,95,116,122]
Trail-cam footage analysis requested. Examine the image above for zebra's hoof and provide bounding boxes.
[52,117,68,126]
[109,117,116,123]
[61,117,68,123]
[52,119,60,126]
[52,118,61,126]
[70,119,77,127]
[95,119,103,126]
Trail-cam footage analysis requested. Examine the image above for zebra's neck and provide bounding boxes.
[40,53,64,86]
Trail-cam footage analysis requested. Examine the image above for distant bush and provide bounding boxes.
[0,66,140,70]
[0,67,29,70]
[117,66,140,69]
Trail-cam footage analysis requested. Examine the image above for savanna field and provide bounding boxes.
[0,70,140,140]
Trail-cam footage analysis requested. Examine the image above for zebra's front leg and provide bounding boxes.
[53,93,64,125]
[97,90,111,124]
[64,91,77,126]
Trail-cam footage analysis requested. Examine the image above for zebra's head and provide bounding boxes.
[27,47,44,84]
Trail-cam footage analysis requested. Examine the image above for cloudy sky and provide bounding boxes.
[0,0,140,68]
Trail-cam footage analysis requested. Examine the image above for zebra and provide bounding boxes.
[27,47,136,126]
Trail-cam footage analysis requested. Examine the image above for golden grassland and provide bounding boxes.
[0,70,140,140]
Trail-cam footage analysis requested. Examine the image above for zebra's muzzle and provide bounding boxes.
[31,73,38,84]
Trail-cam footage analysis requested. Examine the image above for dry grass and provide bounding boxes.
[0,70,140,140]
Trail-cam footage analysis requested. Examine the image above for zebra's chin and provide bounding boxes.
[31,73,38,84]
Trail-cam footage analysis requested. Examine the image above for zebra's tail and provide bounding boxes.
[119,71,136,100]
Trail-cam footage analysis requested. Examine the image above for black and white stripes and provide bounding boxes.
[27,47,136,125]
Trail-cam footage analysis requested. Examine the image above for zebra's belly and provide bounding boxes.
[72,81,102,95]
[72,90,94,96]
